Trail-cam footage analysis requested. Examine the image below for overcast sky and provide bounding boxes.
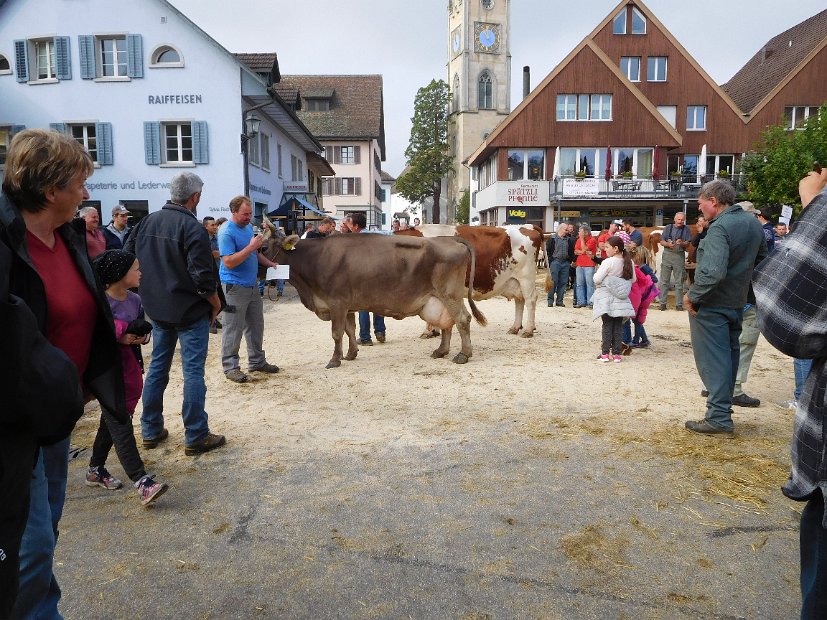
[169,0,826,177]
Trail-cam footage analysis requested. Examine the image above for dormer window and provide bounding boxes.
[150,44,184,68]
[304,98,330,111]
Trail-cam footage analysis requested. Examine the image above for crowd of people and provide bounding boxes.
[1,127,824,618]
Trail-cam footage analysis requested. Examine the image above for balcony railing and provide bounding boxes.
[552,173,747,199]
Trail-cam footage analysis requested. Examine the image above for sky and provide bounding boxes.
[168,0,826,177]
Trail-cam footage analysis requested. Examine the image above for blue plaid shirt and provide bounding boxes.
[753,187,827,524]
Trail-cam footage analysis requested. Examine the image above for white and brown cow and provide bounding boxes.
[262,229,487,369]
[397,224,543,337]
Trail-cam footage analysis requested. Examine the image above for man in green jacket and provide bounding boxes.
[683,180,767,435]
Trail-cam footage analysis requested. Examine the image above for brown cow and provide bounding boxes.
[397,224,543,337]
[261,228,487,368]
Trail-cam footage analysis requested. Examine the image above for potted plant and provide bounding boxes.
[717,169,730,178]
[574,170,587,179]
[620,170,634,179]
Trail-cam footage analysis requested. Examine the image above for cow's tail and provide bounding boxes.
[454,237,488,327]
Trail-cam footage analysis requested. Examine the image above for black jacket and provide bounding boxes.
[546,234,575,263]
[0,192,128,444]
[125,202,217,327]
[101,223,131,250]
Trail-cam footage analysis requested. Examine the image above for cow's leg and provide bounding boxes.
[444,298,473,364]
[507,298,524,335]
[327,310,348,369]
[343,311,358,361]
[520,281,538,338]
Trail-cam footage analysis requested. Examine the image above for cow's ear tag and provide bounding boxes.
[282,234,300,251]
[283,242,295,251]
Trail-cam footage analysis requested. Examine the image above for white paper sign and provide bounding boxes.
[265,265,290,280]
[781,204,793,220]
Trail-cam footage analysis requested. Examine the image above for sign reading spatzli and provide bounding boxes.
[506,183,540,205]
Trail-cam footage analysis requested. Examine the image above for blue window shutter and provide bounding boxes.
[126,34,143,78]
[97,122,113,165]
[14,40,28,82]
[49,123,66,133]
[78,35,95,79]
[10,125,26,136]
[55,37,71,80]
[192,121,209,164]
[143,121,161,165]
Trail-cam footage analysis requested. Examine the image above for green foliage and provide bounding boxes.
[395,79,454,223]
[740,103,827,216]
[455,190,470,224]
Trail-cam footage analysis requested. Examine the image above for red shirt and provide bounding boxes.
[86,228,106,259]
[27,230,98,381]
[575,236,598,267]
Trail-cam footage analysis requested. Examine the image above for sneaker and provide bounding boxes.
[775,399,798,410]
[556,303,565,307]
[376,332,386,343]
[685,419,734,436]
[700,390,709,397]
[209,324,218,334]
[250,362,279,374]
[732,393,761,408]
[214,319,222,329]
[86,466,123,490]
[612,355,623,363]
[631,340,650,349]
[225,369,249,383]
[675,306,685,311]
[143,428,169,449]
[184,433,226,456]
[136,475,168,506]
[358,339,373,346]
[597,354,610,363]
[659,304,667,311]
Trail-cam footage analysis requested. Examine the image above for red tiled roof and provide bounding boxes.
[280,75,385,159]
[723,9,827,114]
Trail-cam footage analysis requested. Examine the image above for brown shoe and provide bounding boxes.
[376,332,386,343]
[250,362,279,374]
[684,419,734,436]
[225,369,249,383]
[184,433,226,456]
[142,428,169,449]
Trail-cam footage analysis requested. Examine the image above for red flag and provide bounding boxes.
[604,146,612,182]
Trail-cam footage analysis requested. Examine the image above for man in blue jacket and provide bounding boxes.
[125,172,225,456]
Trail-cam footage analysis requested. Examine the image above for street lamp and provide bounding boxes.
[241,104,269,198]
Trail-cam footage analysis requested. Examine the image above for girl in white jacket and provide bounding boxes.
[592,234,636,362]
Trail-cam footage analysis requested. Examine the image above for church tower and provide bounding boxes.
[447,0,511,221]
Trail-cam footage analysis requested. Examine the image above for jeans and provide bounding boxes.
[221,284,266,373]
[141,318,211,446]
[12,438,70,620]
[575,266,595,307]
[359,312,385,342]
[689,306,742,431]
[622,319,647,345]
[549,259,569,305]
[795,358,815,400]
[733,305,759,397]
[800,492,827,620]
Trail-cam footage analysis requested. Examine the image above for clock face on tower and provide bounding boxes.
[474,22,500,53]
[481,0,494,8]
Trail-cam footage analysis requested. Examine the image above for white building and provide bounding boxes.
[0,0,327,224]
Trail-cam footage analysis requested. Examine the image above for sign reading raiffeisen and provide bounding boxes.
[506,208,527,223]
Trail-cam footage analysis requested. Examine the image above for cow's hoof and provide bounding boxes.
[325,360,341,369]
[507,327,520,335]
[452,352,469,364]
[521,331,534,338]
[431,350,449,359]
[344,352,357,361]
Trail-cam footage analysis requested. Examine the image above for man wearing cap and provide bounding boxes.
[755,210,776,252]
[683,181,766,435]
[102,204,132,250]
[658,212,692,311]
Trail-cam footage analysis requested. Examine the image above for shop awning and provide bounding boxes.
[267,194,329,220]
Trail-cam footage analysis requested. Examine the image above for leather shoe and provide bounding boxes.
[376,332,386,343]
[732,393,760,407]
[143,428,169,449]
[225,369,249,383]
[184,433,226,456]
[250,362,279,374]
[685,419,734,436]
[358,339,373,346]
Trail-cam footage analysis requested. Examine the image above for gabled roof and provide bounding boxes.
[234,52,281,85]
[271,84,301,110]
[380,170,396,183]
[281,75,386,160]
[722,9,827,115]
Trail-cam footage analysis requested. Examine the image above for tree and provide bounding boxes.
[395,79,454,224]
[740,103,827,217]
[455,190,470,225]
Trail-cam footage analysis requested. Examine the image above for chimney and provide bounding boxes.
[522,66,530,99]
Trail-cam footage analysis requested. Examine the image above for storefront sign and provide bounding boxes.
[506,182,540,205]
[86,180,171,191]
[562,178,599,197]
[147,94,203,104]
[250,183,272,196]
[284,183,308,193]
[506,208,527,223]
[560,210,581,217]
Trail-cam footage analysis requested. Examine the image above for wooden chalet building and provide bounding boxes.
[467,0,827,231]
